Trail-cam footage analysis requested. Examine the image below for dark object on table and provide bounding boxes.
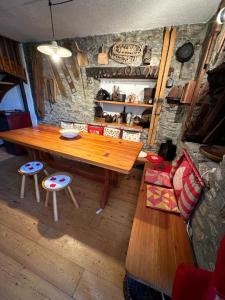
[142,46,152,65]
[199,145,225,162]
[96,88,110,100]
[0,110,32,155]
[123,275,170,300]
[166,85,183,102]
[158,139,177,161]
[94,104,103,118]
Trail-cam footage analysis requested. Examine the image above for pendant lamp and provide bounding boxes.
[37,0,72,61]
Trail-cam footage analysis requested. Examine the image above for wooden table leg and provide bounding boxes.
[100,169,111,209]
[111,171,119,187]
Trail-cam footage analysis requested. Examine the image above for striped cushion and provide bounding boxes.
[169,153,184,180]
[178,172,202,220]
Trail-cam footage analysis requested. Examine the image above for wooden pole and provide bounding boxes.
[147,28,170,145]
[148,27,177,146]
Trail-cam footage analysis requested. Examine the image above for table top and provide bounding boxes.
[126,163,194,296]
[0,124,143,174]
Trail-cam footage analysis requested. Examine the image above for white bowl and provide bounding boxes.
[59,128,80,139]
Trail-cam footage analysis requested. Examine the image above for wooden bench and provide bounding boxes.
[126,162,194,297]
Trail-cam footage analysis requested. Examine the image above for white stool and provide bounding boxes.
[18,161,48,202]
[42,172,79,222]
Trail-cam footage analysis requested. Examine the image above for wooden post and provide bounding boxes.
[148,27,177,146]
[148,28,170,145]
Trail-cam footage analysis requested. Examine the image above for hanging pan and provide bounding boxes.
[176,42,194,79]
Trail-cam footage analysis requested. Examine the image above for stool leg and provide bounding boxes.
[52,191,58,222]
[45,191,49,207]
[67,186,79,208]
[34,174,40,203]
[20,175,26,199]
[43,169,49,176]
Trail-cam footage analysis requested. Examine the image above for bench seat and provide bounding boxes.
[126,162,194,296]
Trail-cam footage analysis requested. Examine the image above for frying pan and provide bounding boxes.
[176,42,194,79]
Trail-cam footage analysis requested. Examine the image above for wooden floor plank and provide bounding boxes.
[0,153,142,297]
[0,250,74,300]
[38,228,126,289]
[0,223,84,297]
[74,270,124,300]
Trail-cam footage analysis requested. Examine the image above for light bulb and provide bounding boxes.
[51,53,61,63]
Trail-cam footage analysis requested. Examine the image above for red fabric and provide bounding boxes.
[145,169,172,188]
[178,172,202,219]
[172,235,225,300]
[88,125,104,135]
[169,153,184,180]
[172,264,216,300]
[214,236,225,298]
[173,159,192,198]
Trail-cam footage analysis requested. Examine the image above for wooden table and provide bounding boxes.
[0,124,143,208]
[126,163,194,296]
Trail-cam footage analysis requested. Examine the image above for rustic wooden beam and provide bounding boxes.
[147,28,170,145]
[148,27,177,146]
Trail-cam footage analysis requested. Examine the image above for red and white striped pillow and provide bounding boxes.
[169,153,184,180]
[178,172,202,219]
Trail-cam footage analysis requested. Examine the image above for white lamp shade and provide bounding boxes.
[216,7,225,24]
[37,41,72,57]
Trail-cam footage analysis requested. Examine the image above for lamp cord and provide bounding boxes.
[48,0,73,40]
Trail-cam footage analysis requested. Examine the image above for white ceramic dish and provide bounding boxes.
[59,128,80,139]
[138,151,147,158]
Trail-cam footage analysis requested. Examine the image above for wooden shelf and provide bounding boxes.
[94,100,153,108]
[94,118,143,131]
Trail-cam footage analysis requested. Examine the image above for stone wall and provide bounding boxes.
[24,23,207,148]
[155,24,207,150]
[184,142,225,270]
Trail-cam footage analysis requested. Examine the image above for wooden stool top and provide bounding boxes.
[18,161,44,175]
[42,172,72,192]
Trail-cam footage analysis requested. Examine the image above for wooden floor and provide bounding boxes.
[0,147,142,300]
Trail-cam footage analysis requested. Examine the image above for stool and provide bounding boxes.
[42,172,79,222]
[18,161,48,202]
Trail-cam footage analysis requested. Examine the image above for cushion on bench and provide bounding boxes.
[145,168,172,188]
[146,185,179,214]
[178,172,202,220]
[104,127,121,138]
[73,123,88,132]
[88,124,104,135]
